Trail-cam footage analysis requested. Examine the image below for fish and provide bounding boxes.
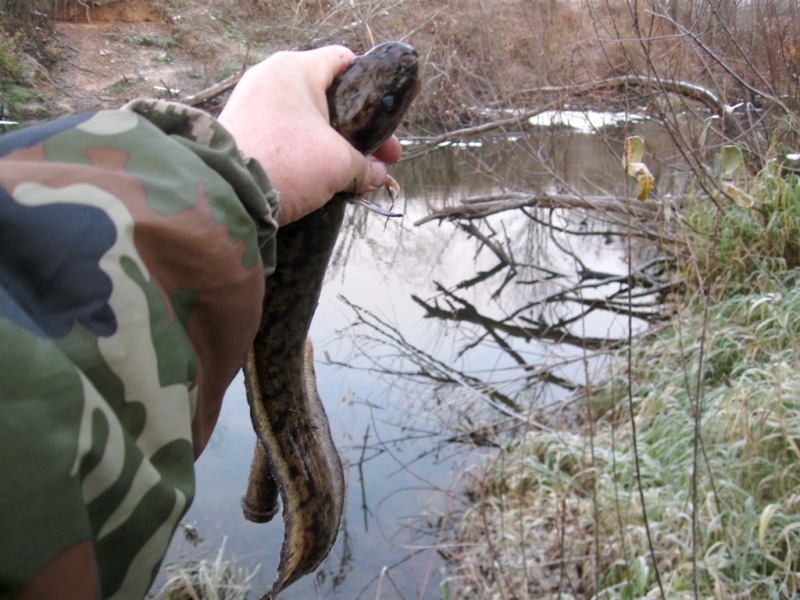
[241,42,421,599]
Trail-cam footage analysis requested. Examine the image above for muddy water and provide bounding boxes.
[155,117,685,599]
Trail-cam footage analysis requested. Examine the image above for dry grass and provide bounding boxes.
[155,537,259,600]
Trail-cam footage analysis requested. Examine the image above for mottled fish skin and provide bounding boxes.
[242,42,420,599]
[328,42,421,156]
[244,198,347,596]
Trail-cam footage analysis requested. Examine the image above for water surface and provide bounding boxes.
[156,118,682,599]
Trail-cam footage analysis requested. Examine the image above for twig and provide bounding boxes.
[357,425,371,532]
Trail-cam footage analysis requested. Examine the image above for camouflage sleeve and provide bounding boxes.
[0,101,272,599]
[124,98,280,274]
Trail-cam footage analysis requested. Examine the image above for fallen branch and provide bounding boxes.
[514,75,727,115]
[183,72,242,107]
[415,192,667,226]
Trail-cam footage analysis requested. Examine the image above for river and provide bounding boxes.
[154,113,686,599]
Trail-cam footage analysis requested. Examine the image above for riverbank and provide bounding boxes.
[5,0,612,127]
[3,0,797,133]
[444,167,800,598]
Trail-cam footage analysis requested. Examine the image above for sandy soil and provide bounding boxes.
[36,0,246,117]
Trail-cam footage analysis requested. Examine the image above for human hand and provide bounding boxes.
[218,45,402,226]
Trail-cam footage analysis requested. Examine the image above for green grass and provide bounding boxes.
[683,167,800,291]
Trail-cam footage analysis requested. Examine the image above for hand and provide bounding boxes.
[218,45,402,226]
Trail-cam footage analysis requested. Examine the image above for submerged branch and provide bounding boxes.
[336,296,530,417]
[412,285,616,351]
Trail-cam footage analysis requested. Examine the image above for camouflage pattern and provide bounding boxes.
[0,100,279,598]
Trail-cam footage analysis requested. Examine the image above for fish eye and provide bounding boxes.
[381,95,396,113]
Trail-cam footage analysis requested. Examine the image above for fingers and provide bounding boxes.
[372,136,402,164]
[269,46,357,117]
[359,137,402,194]
[366,159,389,191]
[346,138,402,197]
[300,45,357,90]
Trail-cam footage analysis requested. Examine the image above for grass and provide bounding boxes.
[444,167,800,598]
[683,167,800,290]
[155,534,259,600]
[0,25,28,121]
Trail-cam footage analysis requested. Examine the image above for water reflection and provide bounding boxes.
[400,115,692,201]
[156,120,679,599]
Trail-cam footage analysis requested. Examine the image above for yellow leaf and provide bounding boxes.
[633,163,655,200]
[623,136,655,201]
[723,182,754,208]
[624,136,645,165]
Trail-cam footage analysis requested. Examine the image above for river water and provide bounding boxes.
[155,114,686,599]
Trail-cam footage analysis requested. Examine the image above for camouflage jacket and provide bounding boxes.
[0,99,279,599]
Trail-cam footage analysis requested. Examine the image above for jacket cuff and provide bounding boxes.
[123,98,280,276]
